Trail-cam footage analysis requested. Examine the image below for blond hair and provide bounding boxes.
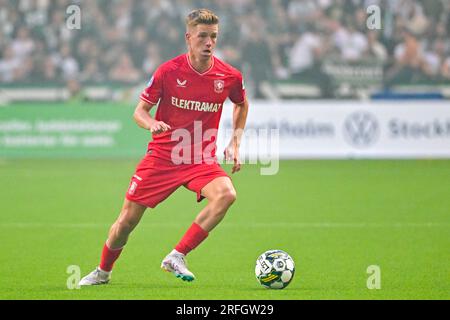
[186,9,219,28]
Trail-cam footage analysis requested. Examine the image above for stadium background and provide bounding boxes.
[0,0,449,300]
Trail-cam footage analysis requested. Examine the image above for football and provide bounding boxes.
[255,250,295,289]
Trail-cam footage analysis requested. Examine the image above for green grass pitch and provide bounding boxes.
[0,159,449,299]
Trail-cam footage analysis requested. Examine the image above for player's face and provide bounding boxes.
[186,24,219,60]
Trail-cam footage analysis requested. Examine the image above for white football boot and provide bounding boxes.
[161,251,195,282]
[78,267,111,286]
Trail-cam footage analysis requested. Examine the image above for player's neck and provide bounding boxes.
[187,52,213,74]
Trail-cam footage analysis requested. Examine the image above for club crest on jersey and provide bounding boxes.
[214,80,224,93]
[177,79,187,88]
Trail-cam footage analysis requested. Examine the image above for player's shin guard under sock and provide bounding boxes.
[99,243,123,272]
[175,223,209,255]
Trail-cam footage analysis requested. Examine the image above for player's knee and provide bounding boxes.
[219,188,237,206]
[116,217,137,235]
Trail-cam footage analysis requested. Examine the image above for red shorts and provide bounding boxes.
[125,153,230,208]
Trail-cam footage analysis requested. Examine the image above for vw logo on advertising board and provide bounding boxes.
[343,111,380,148]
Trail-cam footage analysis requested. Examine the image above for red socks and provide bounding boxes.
[99,243,123,272]
[175,223,209,255]
[98,223,207,272]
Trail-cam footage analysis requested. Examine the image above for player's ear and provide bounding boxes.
[186,31,194,46]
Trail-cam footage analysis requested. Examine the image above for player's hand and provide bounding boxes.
[149,121,171,135]
[224,142,241,174]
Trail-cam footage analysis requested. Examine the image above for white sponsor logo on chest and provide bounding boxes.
[171,97,222,112]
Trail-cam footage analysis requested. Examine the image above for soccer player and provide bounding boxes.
[79,8,248,285]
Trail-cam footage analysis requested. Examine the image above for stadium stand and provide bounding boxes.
[1,0,450,100]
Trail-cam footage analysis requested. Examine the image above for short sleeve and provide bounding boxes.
[140,66,164,104]
[228,71,246,104]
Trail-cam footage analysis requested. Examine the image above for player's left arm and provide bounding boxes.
[224,97,249,174]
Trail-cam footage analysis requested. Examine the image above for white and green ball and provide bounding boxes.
[255,250,295,289]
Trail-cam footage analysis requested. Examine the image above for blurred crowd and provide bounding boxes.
[1,0,450,98]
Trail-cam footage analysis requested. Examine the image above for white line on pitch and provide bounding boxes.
[0,222,449,229]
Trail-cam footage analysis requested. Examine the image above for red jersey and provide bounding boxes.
[140,54,246,164]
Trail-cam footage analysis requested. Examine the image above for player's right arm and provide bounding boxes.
[136,65,171,135]
[133,100,171,135]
